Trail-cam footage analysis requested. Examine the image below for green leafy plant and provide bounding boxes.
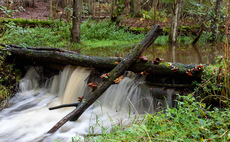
[0,47,21,109]
[0,6,14,17]
[86,94,230,142]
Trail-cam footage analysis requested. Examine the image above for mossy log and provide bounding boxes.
[2,43,203,85]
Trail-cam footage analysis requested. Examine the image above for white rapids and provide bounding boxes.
[0,65,174,142]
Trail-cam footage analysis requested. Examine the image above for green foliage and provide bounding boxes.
[0,19,144,51]
[1,20,72,48]
[80,19,144,42]
[192,55,230,107]
[0,47,21,109]
[87,95,230,142]
[141,9,168,22]
[0,6,14,17]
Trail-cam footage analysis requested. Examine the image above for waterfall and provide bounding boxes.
[0,65,179,142]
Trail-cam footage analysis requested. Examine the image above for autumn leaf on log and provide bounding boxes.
[88,82,98,89]
[100,73,109,79]
[139,56,148,62]
[114,75,124,84]
[171,67,179,72]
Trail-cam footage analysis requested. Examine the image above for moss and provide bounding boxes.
[0,18,62,27]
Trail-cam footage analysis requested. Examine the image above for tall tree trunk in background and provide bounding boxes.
[169,0,185,45]
[67,0,71,22]
[210,0,223,42]
[130,0,141,17]
[87,0,93,15]
[153,0,156,25]
[6,0,9,9]
[110,0,115,20]
[32,0,35,7]
[93,0,96,19]
[9,0,13,10]
[142,0,153,11]
[59,0,67,8]
[53,0,58,19]
[50,0,53,18]
[99,0,101,18]
[71,0,81,43]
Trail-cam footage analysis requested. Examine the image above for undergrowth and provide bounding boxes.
[0,19,144,55]
[0,47,21,110]
[72,95,229,142]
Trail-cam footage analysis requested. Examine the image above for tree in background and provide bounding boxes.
[71,0,81,43]
[49,0,52,18]
[210,0,223,42]
[169,0,185,45]
[130,0,141,17]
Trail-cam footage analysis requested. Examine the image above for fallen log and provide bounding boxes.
[46,24,163,133]
[1,44,203,85]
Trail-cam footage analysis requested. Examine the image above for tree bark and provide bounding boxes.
[130,0,141,17]
[87,0,93,15]
[45,24,162,133]
[49,0,53,18]
[192,24,204,45]
[67,0,71,22]
[169,0,185,45]
[210,0,223,42]
[71,0,81,43]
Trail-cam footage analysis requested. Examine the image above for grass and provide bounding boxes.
[80,94,230,142]
[0,19,145,56]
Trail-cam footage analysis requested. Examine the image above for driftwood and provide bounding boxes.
[45,24,163,133]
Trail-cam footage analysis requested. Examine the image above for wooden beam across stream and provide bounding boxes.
[45,24,163,133]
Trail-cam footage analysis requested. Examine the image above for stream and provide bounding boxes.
[0,65,177,142]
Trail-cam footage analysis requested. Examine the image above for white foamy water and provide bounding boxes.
[0,65,174,142]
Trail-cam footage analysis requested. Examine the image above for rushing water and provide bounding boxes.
[0,65,178,142]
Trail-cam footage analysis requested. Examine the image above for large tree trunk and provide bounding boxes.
[87,0,93,14]
[71,0,81,43]
[46,24,163,133]
[130,0,141,17]
[210,0,223,42]
[169,0,185,45]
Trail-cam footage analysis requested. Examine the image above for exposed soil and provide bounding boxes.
[0,0,171,28]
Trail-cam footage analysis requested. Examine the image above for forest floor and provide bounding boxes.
[0,0,195,29]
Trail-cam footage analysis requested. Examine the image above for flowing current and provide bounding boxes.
[0,65,176,142]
